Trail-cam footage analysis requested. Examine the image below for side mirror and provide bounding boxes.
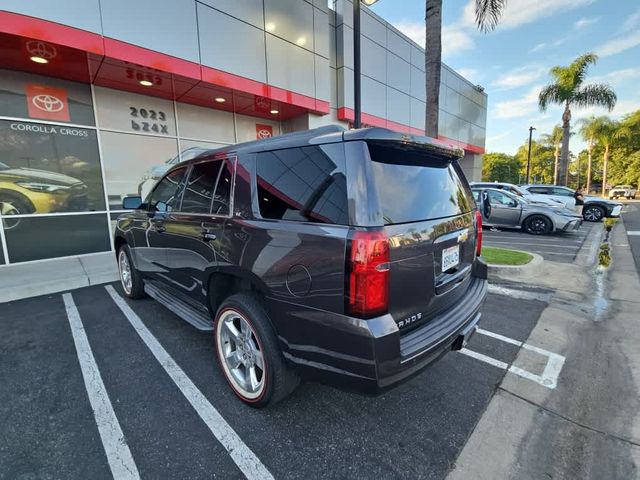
[122,196,143,210]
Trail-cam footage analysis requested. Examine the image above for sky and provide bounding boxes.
[369,0,640,155]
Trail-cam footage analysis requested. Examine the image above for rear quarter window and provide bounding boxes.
[367,143,473,224]
[256,144,348,225]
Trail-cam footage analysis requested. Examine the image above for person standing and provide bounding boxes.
[574,187,585,216]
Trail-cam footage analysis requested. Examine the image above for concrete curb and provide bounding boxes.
[486,251,543,280]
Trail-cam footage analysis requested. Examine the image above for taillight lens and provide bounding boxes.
[347,230,390,318]
[475,210,483,256]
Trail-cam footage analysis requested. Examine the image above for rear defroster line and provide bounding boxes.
[104,285,274,480]
[458,328,566,389]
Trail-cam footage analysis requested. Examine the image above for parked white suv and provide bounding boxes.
[608,185,637,200]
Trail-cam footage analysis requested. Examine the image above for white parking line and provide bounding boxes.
[627,231,640,236]
[62,293,140,480]
[459,328,566,389]
[105,285,274,480]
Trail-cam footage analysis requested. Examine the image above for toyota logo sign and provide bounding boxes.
[255,124,273,139]
[26,84,70,121]
[25,40,57,60]
[32,94,65,113]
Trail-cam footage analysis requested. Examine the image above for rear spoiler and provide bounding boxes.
[341,128,465,163]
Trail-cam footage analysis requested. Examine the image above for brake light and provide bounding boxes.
[475,210,483,257]
[347,230,390,318]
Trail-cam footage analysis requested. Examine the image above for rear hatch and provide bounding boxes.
[366,141,477,332]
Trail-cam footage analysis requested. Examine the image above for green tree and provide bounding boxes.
[425,0,507,136]
[538,53,616,186]
[481,152,521,183]
[578,116,609,193]
[515,140,555,184]
[539,125,563,185]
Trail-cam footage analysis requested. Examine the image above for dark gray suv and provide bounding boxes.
[115,126,488,407]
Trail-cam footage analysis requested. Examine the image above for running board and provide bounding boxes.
[144,282,214,331]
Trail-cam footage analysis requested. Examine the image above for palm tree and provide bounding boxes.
[425,0,507,137]
[595,119,619,197]
[578,116,608,193]
[540,125,563,185]
[538,53,616,186]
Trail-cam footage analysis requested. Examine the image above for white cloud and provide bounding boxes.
[394,21,474,59]
[574,17,600,29]
[619,8,640,34]
[462,0,596,30]
[491,65,545,89]
[587,67,640,87]
[493,85,542,119]
[595,30,640,57]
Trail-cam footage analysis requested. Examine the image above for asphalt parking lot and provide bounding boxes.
[483,221,596,263]
[0,282,560,480]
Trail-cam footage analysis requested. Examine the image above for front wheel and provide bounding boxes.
[117,245,145,299]
[583,205,605,222]
[523,215,552,235]
[214,293,299,408]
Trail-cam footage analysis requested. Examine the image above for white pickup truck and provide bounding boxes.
[608,185,637,200]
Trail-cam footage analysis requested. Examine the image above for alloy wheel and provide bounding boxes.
[217,309,266,400]
[584,207,602,222]
[118,250,133,295]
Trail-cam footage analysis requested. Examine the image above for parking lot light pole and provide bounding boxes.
[353,0,379,128]
[526,126,536,184]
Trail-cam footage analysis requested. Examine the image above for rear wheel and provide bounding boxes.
[117,245,145,299]
[583,205,605,222]
[214,293,299,408]
[523,215,552,235]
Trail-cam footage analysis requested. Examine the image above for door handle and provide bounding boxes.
[201,231,217,242]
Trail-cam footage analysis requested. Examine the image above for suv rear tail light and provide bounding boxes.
[346,230,390,318]
[475,210,483,257]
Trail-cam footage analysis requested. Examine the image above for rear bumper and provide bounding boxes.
[272,259,489,394]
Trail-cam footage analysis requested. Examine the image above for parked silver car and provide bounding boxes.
[471,187,582,235]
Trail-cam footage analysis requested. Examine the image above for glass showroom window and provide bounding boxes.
[0,71,110,264]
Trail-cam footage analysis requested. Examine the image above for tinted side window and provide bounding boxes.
[488,190,517,206]
[552,187,573,196]
[149,167,187,213]
[181,161,223,214]
[212,158,233,216]
[256,145,348,225]
[528,187,550,194]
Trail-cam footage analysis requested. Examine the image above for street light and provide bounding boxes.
[353,0,380,128]
[526,126,536,184]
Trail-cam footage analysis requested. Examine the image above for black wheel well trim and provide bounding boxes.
[206,268,271,319]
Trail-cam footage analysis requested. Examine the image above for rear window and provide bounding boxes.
[368,144,473,224]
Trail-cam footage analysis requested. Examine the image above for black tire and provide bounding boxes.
[117,244,145,299]
[583,205,605,222]
[214,293,299,408]
[523,215,552,235]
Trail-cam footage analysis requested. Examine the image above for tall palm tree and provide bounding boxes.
[595,119,619,197]
[425,0,507,137]
[540,125,563,185]
[538,53,616,186]
[578,115,608,193]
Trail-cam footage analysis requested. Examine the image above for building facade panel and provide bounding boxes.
[197,4,268,83]
[197,0,265,28]
[264,0,315,50]
[100,0,200,63]
[386,88,411,125]
[266,34,316,98]
[0,0,103,34]
[386,53,411,93]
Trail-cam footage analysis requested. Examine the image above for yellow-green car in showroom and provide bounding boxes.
[0,161,88,229]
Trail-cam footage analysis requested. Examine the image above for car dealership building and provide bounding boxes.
[0,0,487,270]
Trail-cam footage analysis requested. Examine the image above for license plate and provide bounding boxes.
[442,245,460,272]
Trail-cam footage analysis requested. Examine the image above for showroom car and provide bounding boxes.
[471,186,582,234]
[0,161,88,229]
[114,126,488,407]
[521,184,623,222]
